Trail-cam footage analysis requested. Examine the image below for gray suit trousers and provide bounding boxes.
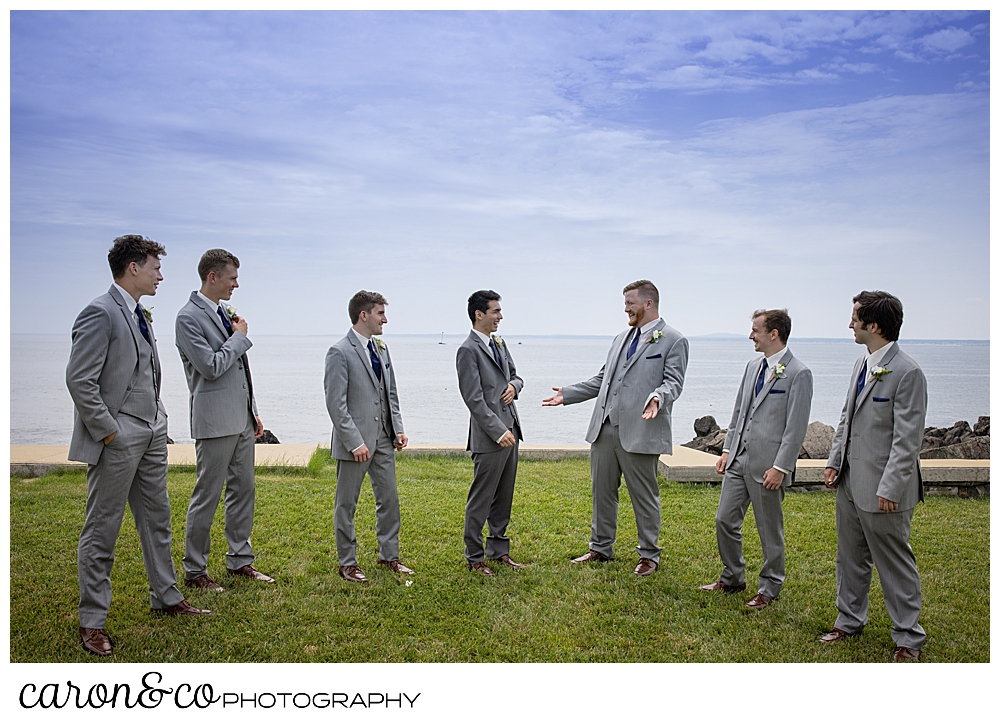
[334,429,401,567]
[835,475,926,649]
[464,441,518,562]
[590,421,662,563]
[715,449,786,598]
[78,411,183,628]
[184,411,256,578]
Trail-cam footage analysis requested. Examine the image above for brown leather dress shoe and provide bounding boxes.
[156,599,213,616]
[339,565,369,583]
[80,627,113,656]
[185,574,225,592]
[468,561,495,577]
[227,565,276,583]
[378,559,415,575]
[493,554,525,569]
[700,580,747,593]
[893,646,921,662]
[819,628,858,644]
[633,558,658,576]
[572,550,608,564]
[745,593,774,610]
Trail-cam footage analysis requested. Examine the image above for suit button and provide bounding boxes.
[374,416,379,420]
[243,384,247,389]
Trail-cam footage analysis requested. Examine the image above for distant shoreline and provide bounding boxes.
[9,332,991,344]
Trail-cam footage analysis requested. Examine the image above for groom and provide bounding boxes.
[543,280,688,576]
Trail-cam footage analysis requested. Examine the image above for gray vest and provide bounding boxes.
[118,336,157,423]
[377,369,393,439]
[605,337,632,426]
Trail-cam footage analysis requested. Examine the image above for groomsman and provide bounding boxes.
[175,249,274,592]
[456,290,525,576]
[324,291,412,583]
[67,235,209,657]
[821,291,927,662]
[701,309,812,609]
[544,280,688,576]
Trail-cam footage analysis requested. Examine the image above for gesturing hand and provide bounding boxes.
[542,387,564,406]
[641,396,660,420]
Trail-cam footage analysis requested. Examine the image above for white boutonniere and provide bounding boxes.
[646,330,665,344]
[870,366,892,382]
[771,362,787,380]
[491,334,505,349]
[224,305,238,320]
[374,337,386,352]
[141,307,153,324]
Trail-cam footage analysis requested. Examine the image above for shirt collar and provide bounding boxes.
[351,327,374,346]
[112,283,141,315]
[472,328,493,346]
[763,347,787,369]
[198,291,222,312]
[866,343,892,369]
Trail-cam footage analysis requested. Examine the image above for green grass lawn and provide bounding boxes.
[10,454,989,663]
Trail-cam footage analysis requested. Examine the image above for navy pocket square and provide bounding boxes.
[873,397,890,402]
[645,354,662,359]
[768,389,785,394]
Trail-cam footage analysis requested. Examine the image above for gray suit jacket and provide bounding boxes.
[456,331,524,454]
[563,318,688,455]
[324,331,405,460]
[827,342,927,513]
[66,286,166,465]
[723,348,813,486]
[175,291,257,439]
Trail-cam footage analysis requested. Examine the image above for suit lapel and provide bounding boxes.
[192,292,229,336]
[107,287,141,359]
[750,348,792,414]
[622,318,665,375]
[855,342,898,412]
[350,331,381,389]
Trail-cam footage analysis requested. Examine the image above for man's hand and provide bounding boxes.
[103,431,116,445]
[715,452,729,475]
[353,444,371,462]
[877,496,899,513]
[232,315,248,335]
[498,430,516,448]
[541,387,564,406]
[763,467,785,490]
[394,433,409,450]
[824,467,839,488]
[641,396,660,420]
[254,416,264,439]
[501,383,516,405]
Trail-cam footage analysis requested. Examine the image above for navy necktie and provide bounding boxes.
[217,307,233,335]
[489,337,502,366]
[135,304,151,344]
[857,360,868,398]
[368,340,383,382]
[755,359,767,395]
[626,327,641,360]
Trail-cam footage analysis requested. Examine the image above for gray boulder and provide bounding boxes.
[798,421,835,460]
[920,436,989,460]
[682,415,727,455]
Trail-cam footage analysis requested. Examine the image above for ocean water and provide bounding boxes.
[10,334,990,446]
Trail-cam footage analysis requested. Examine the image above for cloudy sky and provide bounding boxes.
[10,10,990,339]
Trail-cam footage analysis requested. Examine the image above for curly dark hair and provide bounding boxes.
[108,235,166,279]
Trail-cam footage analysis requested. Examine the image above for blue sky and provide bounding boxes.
[10,10,990,338]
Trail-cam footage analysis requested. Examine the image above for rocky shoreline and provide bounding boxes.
[682,415,990,461]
